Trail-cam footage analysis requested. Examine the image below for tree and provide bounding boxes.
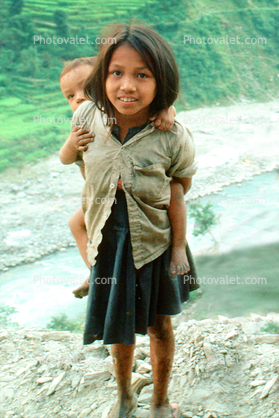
[189,201,217,243]
[53,10,68,37]
[9,0,24,16]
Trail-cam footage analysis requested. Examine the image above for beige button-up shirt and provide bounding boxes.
[72,101,197,269]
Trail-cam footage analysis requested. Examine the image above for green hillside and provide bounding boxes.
[0,0,278,172]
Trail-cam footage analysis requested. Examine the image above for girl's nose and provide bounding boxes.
[120,76,136,92]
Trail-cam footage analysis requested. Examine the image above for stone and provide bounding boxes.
[36,377,53,384]
[224,329,238,340]
[83,370,111,384]
[260,375,279,399]
[249,379,266,387]
[136,362,152,374]
[131,373,152,394]
[41,331,71,341]
[47,372,65,395]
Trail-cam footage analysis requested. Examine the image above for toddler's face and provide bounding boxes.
[60,64,93,111]
[105,43,157,121]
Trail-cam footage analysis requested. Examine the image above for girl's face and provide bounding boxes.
[105,43,157,124]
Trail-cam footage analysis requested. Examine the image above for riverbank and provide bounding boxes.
[1,313,279,418]
[0,100,278,270]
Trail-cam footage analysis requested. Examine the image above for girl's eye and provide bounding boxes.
[68,94,74,99]
[137,73,147,79]
[113,71,122,76]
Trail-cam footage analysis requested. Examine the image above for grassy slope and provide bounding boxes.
[0,0,278,171]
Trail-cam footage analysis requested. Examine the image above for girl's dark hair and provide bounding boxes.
[84,22,179,121]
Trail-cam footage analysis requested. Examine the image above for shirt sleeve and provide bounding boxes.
[166,122,198,178]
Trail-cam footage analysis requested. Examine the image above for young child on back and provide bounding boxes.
[59,57,182,299]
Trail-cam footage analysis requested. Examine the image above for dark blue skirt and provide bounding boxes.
[83,190,190,346]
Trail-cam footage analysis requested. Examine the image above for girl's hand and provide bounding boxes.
[149,105,176,131]
[70,126,94,152]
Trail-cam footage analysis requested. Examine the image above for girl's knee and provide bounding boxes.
[148,315,173,340]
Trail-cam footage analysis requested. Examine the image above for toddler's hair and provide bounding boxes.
[60,56,97,80]
[84,22,179,121]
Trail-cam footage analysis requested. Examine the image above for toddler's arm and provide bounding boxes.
[59,126,94,165]
[168,179,190,275]
[150,105,176,131]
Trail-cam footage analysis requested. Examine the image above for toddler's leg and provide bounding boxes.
[68,207,90,298]
[168,180,190,275]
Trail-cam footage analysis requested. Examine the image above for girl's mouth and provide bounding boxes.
[118,97,137,102]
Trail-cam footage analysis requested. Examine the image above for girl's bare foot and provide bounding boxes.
[169,245,190,275]
[108,393,137,418]
[72,276,90,299]
[150,398,181,418]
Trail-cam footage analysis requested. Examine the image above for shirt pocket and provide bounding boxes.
[132,162,169,203]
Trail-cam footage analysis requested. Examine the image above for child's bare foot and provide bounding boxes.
[108,393,137,418]
[72,276,90,299]
[169,245,190,275]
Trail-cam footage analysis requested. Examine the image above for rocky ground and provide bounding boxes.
[0,100,278,270]
[1,312,279,418]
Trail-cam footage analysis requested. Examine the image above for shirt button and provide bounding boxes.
[110,183,115,188]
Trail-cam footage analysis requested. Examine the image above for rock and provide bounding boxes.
[136,362,152,374]
[36,377,53,384]
[105,356,116,377]
[260,375,279,399]
[41,331,71,341]
[47,372,65,395]
[79,407,92,417]
[249,379,266,387]
[84,370,111,384]
[253,334,279,344]
[224,329,238,340]
[131,373,152,394]
[0,332,9,342]
[138,392,152,404]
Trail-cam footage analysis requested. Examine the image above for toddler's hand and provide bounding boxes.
[70,126,94,152]
[150,105,176,131]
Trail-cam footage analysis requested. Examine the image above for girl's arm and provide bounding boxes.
[59,127,94,165]
[150,105,176,131]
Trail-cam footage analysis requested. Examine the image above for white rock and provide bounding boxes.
[224,329,238,340]
[47,371,65,395]
[84,370,111,383]
[79,407,92,417]
[249,379,266,387]
[41,331,71,341]
[36,377,52,384]
[131,373,152,394]
[136,362,152,374]
[260,375,279,399]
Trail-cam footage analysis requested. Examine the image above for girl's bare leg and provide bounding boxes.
[108,342,137,418]
[168,180,189,275]
[68,208,91,298]
[148,315,175,418]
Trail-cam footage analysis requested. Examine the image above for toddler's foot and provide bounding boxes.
[169,245,190,275]
[72,276,90,299]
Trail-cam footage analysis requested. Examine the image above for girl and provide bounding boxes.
[64,23,198,418]
[59,57,177,299]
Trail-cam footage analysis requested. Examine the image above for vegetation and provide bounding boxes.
[189,200,217,242]
[0,304,18,327]
[0,0,278,172]
[260,322,279,334]
[47,312,85,333]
